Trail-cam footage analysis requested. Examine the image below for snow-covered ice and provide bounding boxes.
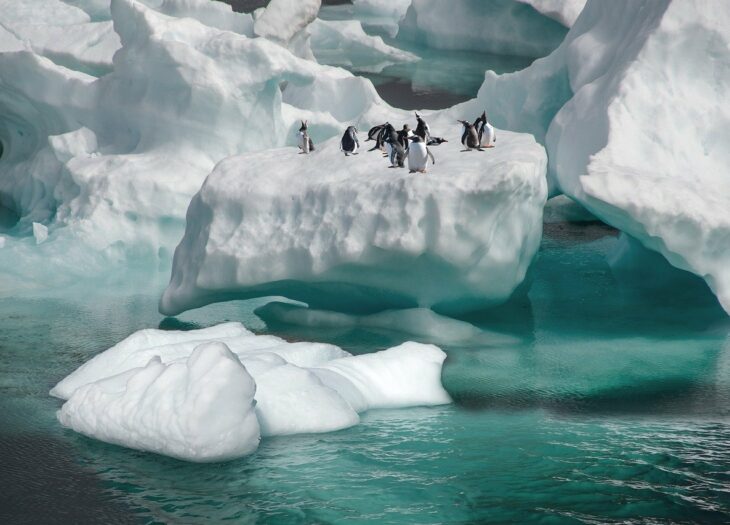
[53,322,451,461]
[515,0,586,27]
[160,123,547,317]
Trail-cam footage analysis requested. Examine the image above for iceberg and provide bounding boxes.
[160,122,547,317]
[53,322,451,461]
[471,0,730,314]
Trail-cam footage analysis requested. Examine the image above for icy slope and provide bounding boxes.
[160,125,547,316]
[397,0,568,58]
[53,323,450,461]
[467,0,730,313]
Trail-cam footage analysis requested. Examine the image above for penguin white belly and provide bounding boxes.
[351,141,358,154]
[408,142,429,172]
[481,123,495,147]
[386,141,393,159]
[299,132,309,153]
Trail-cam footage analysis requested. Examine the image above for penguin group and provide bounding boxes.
[458,111,496,152]
[297,110,496,174]
[364,113,445,173]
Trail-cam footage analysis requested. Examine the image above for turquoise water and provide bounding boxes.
[2,212,729,524]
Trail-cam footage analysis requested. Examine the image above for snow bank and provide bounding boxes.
[160,123,547,317]
[53,322,450,461]
[469,0,730,313]
[397,0,568,58]
[58,342,261,462]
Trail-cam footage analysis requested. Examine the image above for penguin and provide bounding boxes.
[384,123,406,168]
[340,126,359,156]
[475,111,496,148]
[415,112,431,142]
[458,120,483,151]
[397,124,412,149]
[427,137,448,146]
[407,135,435,173]
[298,120,314,154]
[367,123,390,156]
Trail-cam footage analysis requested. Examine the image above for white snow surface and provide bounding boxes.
[397,0,568,57]
[465,0,730,314]
[53,322,450,460]
[160,122,547,316]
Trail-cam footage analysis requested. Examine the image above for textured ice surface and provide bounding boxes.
[469,0,730,313]
[160,122,547,316]
[397,0,568,58]
[53,322,450,460]
[58,341,261,462]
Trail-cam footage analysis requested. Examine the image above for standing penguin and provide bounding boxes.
[298,120,314,154]
[407,135,435,173]
[415,112,431,142]
[340,126,360,156]
[458,120,483,151]
[475,111,496,148]
[385,123,406,168]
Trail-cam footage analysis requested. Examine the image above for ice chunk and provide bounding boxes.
[32,222,48,244]
[253,0,321,59]
[397,0,568,58]
[53,322,451,460]
[160,123,547,317]
[57,342,261,462]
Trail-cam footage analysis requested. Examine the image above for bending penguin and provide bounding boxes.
[407,135,435,173]
[298,120,314,154]
[475,111,496,148]
[340,126,360,156]
[458,120,483,152]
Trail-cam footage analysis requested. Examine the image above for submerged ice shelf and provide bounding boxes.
[160,124,547,317]
[52,322,450,462]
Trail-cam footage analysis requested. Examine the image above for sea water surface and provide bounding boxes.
[1,201,729,524]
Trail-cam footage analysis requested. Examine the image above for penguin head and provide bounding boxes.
[299,120,308,132]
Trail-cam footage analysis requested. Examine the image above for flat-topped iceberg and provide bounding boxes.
[53,322,450,461]
[160,124,547,316]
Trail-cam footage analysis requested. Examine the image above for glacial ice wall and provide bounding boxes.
[471,0,730,314]
[397,0,569,57]
[53,322,450,461]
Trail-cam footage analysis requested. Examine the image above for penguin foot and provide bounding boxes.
[485,145,495,149]
[352,152,359,155]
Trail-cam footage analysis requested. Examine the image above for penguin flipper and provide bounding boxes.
[428,149,435,165]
